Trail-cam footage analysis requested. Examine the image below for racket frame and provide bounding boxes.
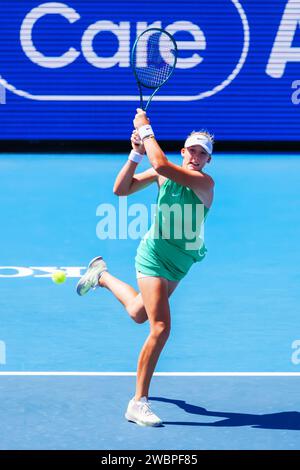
[130,28,178,111]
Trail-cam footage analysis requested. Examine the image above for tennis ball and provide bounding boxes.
[52,270,66,285]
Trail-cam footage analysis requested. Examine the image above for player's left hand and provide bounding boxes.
[133,108,150,130]
[131,130,145,154]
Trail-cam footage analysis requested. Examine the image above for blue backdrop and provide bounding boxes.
[0,0,299,141]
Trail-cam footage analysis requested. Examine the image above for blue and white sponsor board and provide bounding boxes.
[0,1,299,141]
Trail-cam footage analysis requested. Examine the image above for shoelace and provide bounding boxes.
[141,401,154,416]
[89,267,102,287]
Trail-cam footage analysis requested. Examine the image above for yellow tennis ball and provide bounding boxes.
[52,270,66,284]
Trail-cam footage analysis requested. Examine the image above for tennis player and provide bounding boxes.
[76,108,214,426]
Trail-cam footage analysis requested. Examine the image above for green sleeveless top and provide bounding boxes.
[135,178,210,281]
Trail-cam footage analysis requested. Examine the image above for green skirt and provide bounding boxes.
[135,230,207,282]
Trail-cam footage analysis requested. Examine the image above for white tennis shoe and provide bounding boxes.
[125,397,163,427]
[76,256,107,296]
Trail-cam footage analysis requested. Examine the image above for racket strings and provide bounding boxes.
[133,32,176,89]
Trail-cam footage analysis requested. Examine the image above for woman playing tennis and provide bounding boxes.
[76,108,214,426]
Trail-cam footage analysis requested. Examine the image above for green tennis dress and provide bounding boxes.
[135,178,210,281]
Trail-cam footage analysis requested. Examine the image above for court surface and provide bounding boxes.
[0,153,300,449]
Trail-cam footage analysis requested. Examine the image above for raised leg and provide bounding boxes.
[99,271,178,324]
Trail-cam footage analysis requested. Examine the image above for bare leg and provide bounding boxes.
[135,276,171,400]
[99,271,147,323]
[99,271,179,325]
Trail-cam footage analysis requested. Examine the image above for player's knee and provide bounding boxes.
[132,313,148,324]
[128,305,148,324]
[151,321,171,342]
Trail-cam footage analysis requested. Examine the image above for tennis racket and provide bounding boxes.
[131,28,178,111]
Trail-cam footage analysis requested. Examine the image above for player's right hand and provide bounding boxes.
[131,129,145,155]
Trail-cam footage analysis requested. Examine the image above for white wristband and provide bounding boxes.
[138,125,154,141]
[128,149,144,164]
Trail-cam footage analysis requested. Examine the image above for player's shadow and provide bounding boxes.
[150,397,300,430]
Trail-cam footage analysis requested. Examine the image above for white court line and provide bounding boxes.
[0,372,299,377]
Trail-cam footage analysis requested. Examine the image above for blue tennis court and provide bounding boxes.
[0,153,300,449]
[0,376,300,450]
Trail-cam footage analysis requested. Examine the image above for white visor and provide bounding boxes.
[184,134,213,156]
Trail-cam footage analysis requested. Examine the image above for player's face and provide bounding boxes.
[181,145,211,171]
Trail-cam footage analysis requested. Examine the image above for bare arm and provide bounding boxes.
[113,130,158,196]
[143,137,213,192]
[133,110,214,198]
[127,167,158,195]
